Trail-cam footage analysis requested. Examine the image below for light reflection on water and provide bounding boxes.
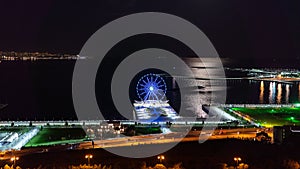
[259,81,264,103]
[259,81,299,104]
[286,84,290,103]
[277,83,282,104]
[268,82,276,103]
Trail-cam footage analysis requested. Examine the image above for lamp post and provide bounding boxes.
[157,155,165,163]
[85,154,93,168]
[10,156,19,166]
[234,157,241,168]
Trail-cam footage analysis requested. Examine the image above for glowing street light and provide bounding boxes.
[85,154,93,167]
[234,157,242,168]
[157,155,165,163]
[10,156,19,166]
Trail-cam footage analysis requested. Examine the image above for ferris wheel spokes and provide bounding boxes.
[136,73,167,102]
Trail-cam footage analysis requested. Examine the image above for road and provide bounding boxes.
[0,127,272,161]
[78,128,272,149]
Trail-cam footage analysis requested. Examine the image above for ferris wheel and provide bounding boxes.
[136,73,167,101]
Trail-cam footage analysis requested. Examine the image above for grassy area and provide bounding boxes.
[135,126,161,135]
[25,127,87,147]
[229,107,300,127]
[124,125,162,136]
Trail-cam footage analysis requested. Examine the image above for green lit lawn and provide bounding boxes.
[135,126,161,135]
[25,127,86,147]
[230,107,300,127]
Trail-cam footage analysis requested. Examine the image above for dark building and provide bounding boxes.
[273,126,300,144]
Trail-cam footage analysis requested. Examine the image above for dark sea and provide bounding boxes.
[0,60,299,121]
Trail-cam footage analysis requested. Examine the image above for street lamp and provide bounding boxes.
[157,155,165,163]
[10,156,19,166]
[85,154,93,167]
[234,157,242,168]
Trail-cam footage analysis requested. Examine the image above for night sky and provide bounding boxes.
[0,0,300,67]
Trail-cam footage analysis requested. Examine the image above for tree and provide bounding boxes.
[3,164,11,169]
[140,162,148,169]
[170,163,184,169]
[153,164,167,169]
[283,159,300,169]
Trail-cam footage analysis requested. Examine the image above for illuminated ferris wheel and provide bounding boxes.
[136,73,167,101]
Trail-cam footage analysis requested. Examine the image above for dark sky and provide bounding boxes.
[0,0,300,66]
